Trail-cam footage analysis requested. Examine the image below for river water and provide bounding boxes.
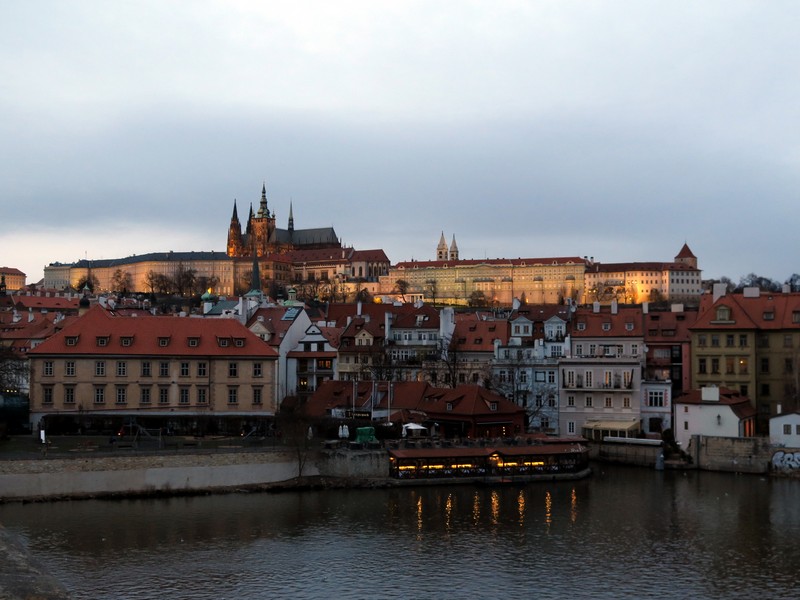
[1,465,799,600]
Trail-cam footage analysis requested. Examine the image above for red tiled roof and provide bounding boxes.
[350,249,390,262]
[0,267,26,276]
[29,305,278,358]
[675,387,757,420]
[394,257,587,269]
[692,291,800,331]
[572,306,643,337]
[12,295,80,311]
[453,319,508,351]
[675,243,696,259]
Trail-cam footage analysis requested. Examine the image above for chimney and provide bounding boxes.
[701,386,720,402]
[712,283,728,303]
[357,301,362,316]
[610,299,618,315]
[385,312,392,340]
[592,301,600,313]
[642,301,649,314]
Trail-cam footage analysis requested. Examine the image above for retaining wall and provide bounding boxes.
[689,435,773,474]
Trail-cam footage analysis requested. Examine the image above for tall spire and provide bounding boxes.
[230,199,240,224]
[437,231,448,261]
[257,181,269,218]
[449,235,459,261]
[288,200,294,232]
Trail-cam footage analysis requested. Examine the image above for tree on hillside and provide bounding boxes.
[736,273,781,292]
[111,269,132,294]
[394,279,409,302]
[75,274,100,293]
[786,273,800,292]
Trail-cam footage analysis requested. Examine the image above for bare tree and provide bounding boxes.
[171,263,197,297]
[0,347,27,395]
[277,403,315,478]
[111,269,132,294]
[394,279,410,302]
[785,273,800,292]
[75,274,100,293]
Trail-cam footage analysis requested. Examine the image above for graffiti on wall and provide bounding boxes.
[772,450,800,470]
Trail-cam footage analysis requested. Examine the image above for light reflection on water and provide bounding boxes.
[2,466,800,599]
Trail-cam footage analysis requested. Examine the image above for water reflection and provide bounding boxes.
[1,467,800,599]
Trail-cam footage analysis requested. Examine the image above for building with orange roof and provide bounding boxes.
[559,302,645,437]
[28,305,279,434]
[583,243,702,305]
[690,286,800,431]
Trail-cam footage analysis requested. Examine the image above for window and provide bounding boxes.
[121,337,132,347]
[726,334,734,347]
[585,396,593,408]
[698,358,707,374]
[446,402,453,411]
[158,337,170,347]
[711,358,720,374]
[576,344,584,356]
[141,362,151,377]
[739,358,748,374]
[234,339,244,348]
[179,388,190,405]
[95,361,106,377]
[602,322,611,331]
[116,386,127,405]
[94,386,105,404]
[785,335,794,349]
[159,387,169,404]
[489,402,498,411]
[604,397,613,408]
[784,424,792,435]
[725,357,734,375]
[116,361,127,377]
[623,371,632,388]
[159,361,169,377]
[228,387,238,404]
[66,336,78,346]
[739,335,748,347]
[761,384,770,397]
[567,395,575,407]
[763,311,775,321]
[548,371,556,384]
[97,337,108,347]
[786,358,794,374]
[715,306,731,321]
[140,387,151,405]
[584,371,593,388]
[197,362,207,377]
[577,322,586,331]
[43,361,54,376]
[740,384,748,396]
[796,424,800,436]
[42,386,53,404]
[568,421,575,434]
[228,362,239,378]
[623,397,631,409]
[711,335,720,347]
[631,344,639,356]
[253,387,262,405]
[698,335,707,347]
[219,338,229,347]
[548,395,556,407]
[760,358,770,374]
[64,386,75,404]
[625,322,634,331]
[648,391,665,407]
[253,362,263,377]
[180,362,189,377]
[65,361,75,376]
[197,388,207,404]
[188,338,199,347]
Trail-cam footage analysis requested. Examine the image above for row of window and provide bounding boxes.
[564,370,634,388]
[41,384,264,406]
[42,360,265,378]
[66,335,248,348]
[698,357,748,376]
[565,395,634,409]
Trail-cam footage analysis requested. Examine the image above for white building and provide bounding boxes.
[673,386,756,450]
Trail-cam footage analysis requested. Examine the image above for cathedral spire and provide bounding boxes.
[449,235,459,261]
[257,182,269,218]
[437,231,448,261]
[230,199,240,224]
[288,200,294,232]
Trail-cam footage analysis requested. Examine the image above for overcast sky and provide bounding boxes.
[2,1,798,285]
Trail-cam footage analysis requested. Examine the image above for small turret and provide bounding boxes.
[449,235,459,261]
[436,231,448,261]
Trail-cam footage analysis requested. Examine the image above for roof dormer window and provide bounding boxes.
[121,337,133,347]
[490,402,498,411]
[577,322,586,331]
[96,336,109,347]
[446,402,453,412]
[188,338,199,347]
[219,338,229,347]
[625,323,634,331]
[763,311,775,321]
[158,337,170,347]
[602,323,611,331]
[65,336,78,346]
[715,306,731,322]
[234,339,245,348]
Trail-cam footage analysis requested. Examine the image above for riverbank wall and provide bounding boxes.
[0,448,393,502]
[688,435,773,474]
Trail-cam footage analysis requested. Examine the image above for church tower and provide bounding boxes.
[436,232,448,261]
[449,235,459,261]
[248,183,277,256]
[674,243,698,269]
[226,200,245,257]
